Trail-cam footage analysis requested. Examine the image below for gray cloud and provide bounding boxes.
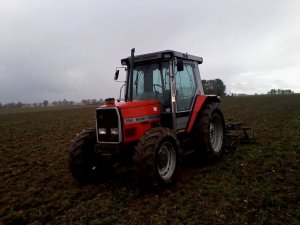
[0,0,299,103]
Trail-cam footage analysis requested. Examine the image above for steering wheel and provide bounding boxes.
[153,84,163,94]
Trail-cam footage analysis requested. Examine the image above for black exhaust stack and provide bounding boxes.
[125,48,135,101]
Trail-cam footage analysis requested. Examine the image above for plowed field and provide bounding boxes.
[0,95,299,225]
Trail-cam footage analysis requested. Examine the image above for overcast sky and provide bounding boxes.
[0,0,299,103]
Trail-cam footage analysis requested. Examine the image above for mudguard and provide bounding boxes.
[186,95,220,132]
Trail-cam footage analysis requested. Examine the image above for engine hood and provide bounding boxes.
[99,100,160,109]
[97,100,161,144]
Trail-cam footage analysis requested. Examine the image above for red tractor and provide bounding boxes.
[69,49,225,186]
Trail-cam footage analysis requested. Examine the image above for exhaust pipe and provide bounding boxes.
[125,48,135,101]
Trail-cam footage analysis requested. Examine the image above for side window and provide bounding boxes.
[152,67,163,93]
[153,66,170,93]
[175,64,196,111]
[132,70,145,99]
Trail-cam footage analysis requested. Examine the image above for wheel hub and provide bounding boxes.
[209,115,224,153]
[157,141,177,181]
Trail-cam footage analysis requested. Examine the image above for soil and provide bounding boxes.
[0,95,299,225]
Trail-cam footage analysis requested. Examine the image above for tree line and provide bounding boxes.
[0,81,296,108]
[0,98,106,108]
[81,99,104,105]
[201,79,295,96]
[202,79,226,96]
[0,99,74,108]
[267,89,294,95]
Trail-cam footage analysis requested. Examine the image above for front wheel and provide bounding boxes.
[133,127,181,187]
[69,129,107,185]
[193,103,225,161]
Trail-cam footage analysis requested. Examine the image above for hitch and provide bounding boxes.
[225,122,256,152]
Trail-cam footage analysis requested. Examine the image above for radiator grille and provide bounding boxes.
[96,108,121,143]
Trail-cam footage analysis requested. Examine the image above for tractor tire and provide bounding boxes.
[69,129,106,185]
[133,127,181,187]
[193,102,225,161]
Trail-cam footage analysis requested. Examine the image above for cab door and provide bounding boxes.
[175,62,198,130]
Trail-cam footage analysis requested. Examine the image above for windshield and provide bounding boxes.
[130,61,170,105]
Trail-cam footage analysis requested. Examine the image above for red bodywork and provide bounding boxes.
[186,95,207,132]
[102,100,161,143]
[100,95,216,144]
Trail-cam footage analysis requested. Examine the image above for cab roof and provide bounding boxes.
[121,50,203,65]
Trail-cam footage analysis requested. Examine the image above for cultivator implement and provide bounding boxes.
[224,122,256,152]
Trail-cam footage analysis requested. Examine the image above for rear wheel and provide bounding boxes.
[69,129,106,185]
[133,127,181,187]
[193,103,225,160]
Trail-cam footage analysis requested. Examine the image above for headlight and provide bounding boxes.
[110,128,119,135]
[98,128,106,135]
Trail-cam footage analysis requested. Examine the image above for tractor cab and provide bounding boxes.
[117,49,205,130]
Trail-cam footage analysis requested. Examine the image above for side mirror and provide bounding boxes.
[177,60,184,72]
[114,70,119,80]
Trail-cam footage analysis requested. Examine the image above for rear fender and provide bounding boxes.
[186,95,220,132]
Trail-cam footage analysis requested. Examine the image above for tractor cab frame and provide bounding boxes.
[118,49,206,132]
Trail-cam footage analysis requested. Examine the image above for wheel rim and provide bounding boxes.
[86,156,106,176]
[88,159,99,174]
[157,141,177,181]
[209,114,224,153]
